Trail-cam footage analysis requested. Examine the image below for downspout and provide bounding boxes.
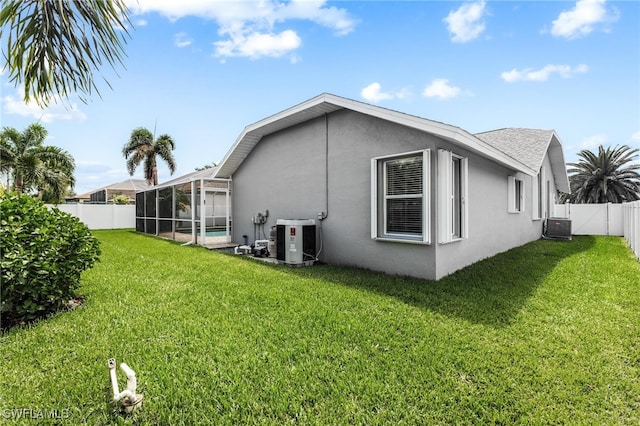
[320,113,329,221]
[316,114,330,259]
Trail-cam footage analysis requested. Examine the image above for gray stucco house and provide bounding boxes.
[208,93,570,280]
[133,93,569,279]
[209,93,571,280]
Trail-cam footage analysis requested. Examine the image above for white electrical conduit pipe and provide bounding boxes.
[108,358,142,410]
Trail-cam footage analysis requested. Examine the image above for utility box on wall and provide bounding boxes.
[275,219,316,265]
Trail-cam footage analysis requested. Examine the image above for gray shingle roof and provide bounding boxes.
[76,178,151,198]
[214,93,534,179]
[474,128,555,172]
[209,93,569,192]
[475,127,570,193]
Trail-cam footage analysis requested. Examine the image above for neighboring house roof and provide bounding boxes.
[475,128,570,193]
[213,93,545,180]
[76,178,151,199]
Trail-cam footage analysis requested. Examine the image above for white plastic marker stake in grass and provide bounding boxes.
[107,358,143,413]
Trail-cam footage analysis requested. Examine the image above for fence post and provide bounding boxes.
[77,203,83,224]
[622,201,640,260]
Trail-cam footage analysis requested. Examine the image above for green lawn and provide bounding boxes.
[1,231,639,425]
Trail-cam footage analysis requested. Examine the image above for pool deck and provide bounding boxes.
[203,241,240,251]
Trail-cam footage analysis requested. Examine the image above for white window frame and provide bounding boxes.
[371,149,430,244]
[547,180,553,218]
[508,174,525,214]
[532,168,544,220]
[438,149,468,244]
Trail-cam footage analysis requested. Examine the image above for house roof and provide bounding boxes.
[211,93,570,193]
[213,93,543,180]
[153,167,220,190]
[475,128,570,193]
[76,178,151,199]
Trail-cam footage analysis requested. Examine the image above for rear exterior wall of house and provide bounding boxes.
[232,110,557,280]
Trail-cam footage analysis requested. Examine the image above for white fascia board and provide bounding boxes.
[214,93,537,179]
[548,132,571,193]
[329,95,535,176]
[533,130,570,194]
[214,94,339,179]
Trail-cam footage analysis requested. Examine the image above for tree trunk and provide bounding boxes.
[14,173,23,193]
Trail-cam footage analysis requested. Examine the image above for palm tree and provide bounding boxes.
[0,0,131,107]
[195,162,218,171]
[0,123,75,201]
[563,145,640,204]
[122,127,177,186]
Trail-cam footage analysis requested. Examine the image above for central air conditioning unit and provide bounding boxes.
[544,217,572,240]
[274,219,316,266]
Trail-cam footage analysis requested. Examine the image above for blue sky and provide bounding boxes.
[1,0,639,195]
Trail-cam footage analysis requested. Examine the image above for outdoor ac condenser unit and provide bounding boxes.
[544,218,572,240]
[275,219,316,266]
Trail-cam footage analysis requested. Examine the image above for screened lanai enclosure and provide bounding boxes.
[135,169,232,246]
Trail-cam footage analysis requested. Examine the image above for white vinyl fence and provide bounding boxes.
[623,201,640,259]
[553,203,623,236]
[554,201,640,259]
[47,204,135,230]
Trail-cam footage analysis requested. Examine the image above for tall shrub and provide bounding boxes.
[1,192,101,329]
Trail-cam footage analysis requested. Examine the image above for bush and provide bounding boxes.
[1,192,101,329]
[109,193,130,204]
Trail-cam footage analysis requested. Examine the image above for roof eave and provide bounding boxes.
[547,132,571,193]
[214,93,535,178]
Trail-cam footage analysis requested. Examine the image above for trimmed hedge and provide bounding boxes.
[1,192,101,329]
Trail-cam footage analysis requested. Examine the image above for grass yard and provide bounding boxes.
[1,230,639,425]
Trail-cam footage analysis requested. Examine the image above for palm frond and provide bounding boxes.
[566,144,640,203]
[123,128,177,185]
[155,135,177,174]
[0,0,131,107]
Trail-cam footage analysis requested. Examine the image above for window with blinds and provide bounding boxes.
[371,149,430,243]
[385,156,423,234]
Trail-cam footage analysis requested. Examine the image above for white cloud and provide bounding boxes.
[360,83,410,103]
[501,64,589,82]
[550,0,619,39]
[214,30,301,59]
[174,32,193,48]
[423,79,461,100]
[443,1,486,43]
[135,19,148,27]
[125,0,357,60]
[2,88,87,123]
